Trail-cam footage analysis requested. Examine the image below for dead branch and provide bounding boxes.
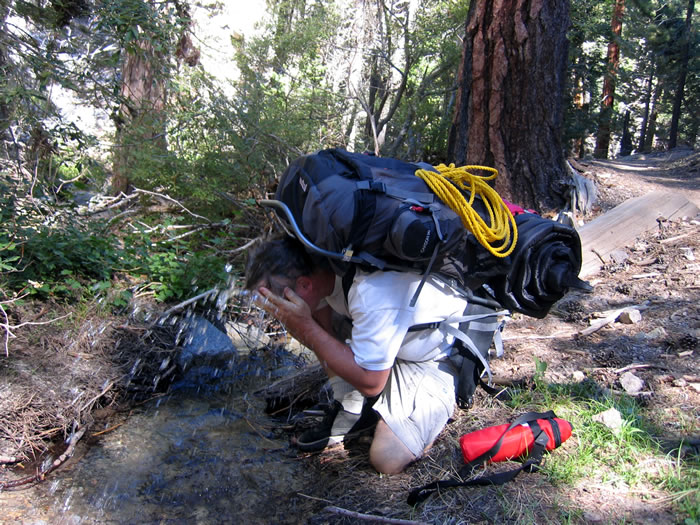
[0,296,70,356]
[159,222,228,243]
[133,188,210,222]
[322,506,430,525]
[0,426,86,490]
[660,232,694,244]
[614,363,669,374]
[79,192,140,215]
[576,302,650,337]
[160,288,218,318]
[217,237,259,255]
[106,208,139,225]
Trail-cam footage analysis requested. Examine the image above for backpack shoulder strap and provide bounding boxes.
[341,266,357,306]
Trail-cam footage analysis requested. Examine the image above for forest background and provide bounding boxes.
[0,0,697,311]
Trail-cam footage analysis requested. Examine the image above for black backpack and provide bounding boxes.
[264,148,512,301]
[262,148,587,317]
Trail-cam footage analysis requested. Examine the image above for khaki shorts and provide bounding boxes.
[372,358,458,457]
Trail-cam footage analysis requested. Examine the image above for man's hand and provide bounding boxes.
[254,285,391,398]
[254,286,317,348]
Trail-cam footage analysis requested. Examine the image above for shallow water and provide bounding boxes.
[1,377,313,524]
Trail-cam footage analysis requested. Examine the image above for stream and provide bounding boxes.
[1,349,318,524]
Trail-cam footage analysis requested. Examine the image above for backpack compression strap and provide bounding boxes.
[406,411,559,506]
[438,311,508,384]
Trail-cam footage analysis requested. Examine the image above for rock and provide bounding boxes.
[572,370,586,382]
[71,189,97,205]
[226,321,270,351]
[617,309,642,324]
[673,378,687,387]
[178,316,238,370]
[592,407,623,434]
[633,332,649,342]
[646,326,667,339]
[608,249,629,264]
[680,247,695,261]
[620,371,645,395]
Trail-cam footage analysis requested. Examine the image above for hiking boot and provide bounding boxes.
[296,400,377,452]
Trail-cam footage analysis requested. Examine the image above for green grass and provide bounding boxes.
[502,371,699,522]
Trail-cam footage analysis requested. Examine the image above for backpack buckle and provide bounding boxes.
[368,181,386,193]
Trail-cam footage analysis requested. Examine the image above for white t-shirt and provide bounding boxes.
[324,270,468,371]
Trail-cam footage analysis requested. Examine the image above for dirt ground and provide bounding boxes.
[1,148,698,523]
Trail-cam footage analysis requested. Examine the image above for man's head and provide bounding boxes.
[244,235,334,308]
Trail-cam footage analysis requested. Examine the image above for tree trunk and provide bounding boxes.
[637,68,655,152]
[0,2,11,143]
[594,0,626,159]
[572,75,588,159]
[668,0,694,150]
[644,79,663,152]
[112,41,166,195]
[361,0,412,155]
[447,0,570,212]
[619,109,632,156]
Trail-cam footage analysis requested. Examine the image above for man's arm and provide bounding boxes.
[255,286,390,397]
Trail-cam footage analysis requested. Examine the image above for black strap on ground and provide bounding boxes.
[406,411,556,506]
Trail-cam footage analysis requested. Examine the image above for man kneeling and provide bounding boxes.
[246,235,467,474]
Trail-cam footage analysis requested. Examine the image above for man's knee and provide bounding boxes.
[369,448,413,474]
[369,420,416,475]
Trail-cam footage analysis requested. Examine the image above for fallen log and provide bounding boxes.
[578,191,699,278]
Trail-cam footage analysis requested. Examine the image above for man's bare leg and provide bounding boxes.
[369,419,416,474]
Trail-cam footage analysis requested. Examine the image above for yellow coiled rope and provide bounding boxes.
[415,164,518,258]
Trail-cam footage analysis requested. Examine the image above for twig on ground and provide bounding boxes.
[591,248,607,265]
[576,302,650,337]
[614,363,669,374]
[79,380,116,412]
[133,189,211,222]
[502,331,574,341]
[297,492,334,504]
[0,295,70,356]
[0,426,86,490]
[244,418,278,445]
[322,506,430,525]
[91,422,124,437]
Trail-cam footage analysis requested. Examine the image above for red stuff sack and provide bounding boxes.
[460,415,573,464]
[407,411,573,506]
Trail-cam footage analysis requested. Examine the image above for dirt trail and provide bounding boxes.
[576,148,700,210]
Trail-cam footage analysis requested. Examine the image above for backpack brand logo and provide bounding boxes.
[299,177,308,193]
[421,230,431,254]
